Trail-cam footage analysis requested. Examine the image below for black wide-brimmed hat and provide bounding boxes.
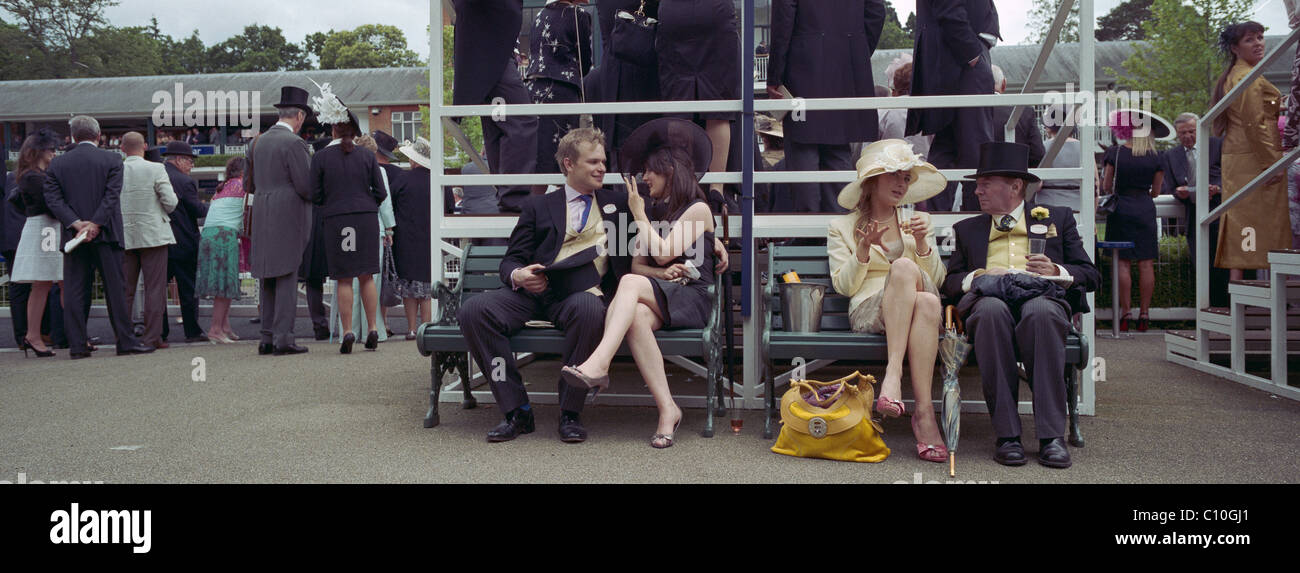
[273,86,315,115]
[619,117,713,182]
[971,141,1040,183]
[371,130,399,160]
[161,140,197,158]
[25,128,62,151]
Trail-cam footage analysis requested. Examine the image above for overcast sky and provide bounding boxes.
[105,0,1288,62]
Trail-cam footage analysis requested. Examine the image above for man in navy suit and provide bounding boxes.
[943,142,1099,469]
[1160,112,1228,307]
[160,141,209,343]
[42,116,153,358]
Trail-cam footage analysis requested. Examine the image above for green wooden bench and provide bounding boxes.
[416,244,727,435]
[758,244,1090,446]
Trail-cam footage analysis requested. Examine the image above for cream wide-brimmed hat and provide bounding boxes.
[836,139,946,210]
[399,137,433,169]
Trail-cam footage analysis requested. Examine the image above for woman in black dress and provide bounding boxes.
[1102,113,1165,332]
[525,0,593,173]
[392,138,436,337]
[592,0,660,170]
[656,0,739,199]
[561,118,715,448]
[310,110,388,352]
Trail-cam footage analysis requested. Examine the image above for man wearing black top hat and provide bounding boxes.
[245,86,315,355]
[371,130,406,192]
[942,142,1099,469]
[452,0,539,213]
[160,140,209,343]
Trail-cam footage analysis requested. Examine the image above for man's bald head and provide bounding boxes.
[121,132,146,156]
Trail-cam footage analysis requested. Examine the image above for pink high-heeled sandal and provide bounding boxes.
[875,395,905,418]
[912,417,948,463]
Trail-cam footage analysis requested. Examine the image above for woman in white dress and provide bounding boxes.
[8,131,64,357]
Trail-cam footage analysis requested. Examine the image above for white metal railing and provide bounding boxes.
[428,0,1097,414]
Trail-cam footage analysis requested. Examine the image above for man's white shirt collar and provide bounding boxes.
[274,121,294,131]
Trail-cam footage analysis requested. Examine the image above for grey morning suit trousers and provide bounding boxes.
[259,271,299,348]
[963,294,1069,440]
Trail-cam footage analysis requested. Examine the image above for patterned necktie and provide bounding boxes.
[995,214,1016,232]
[576,194,593,231]
[1186,147,1197,187]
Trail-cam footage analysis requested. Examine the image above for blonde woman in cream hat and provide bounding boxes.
[827,139,949,463]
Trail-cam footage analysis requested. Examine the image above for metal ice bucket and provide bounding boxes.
[778,283,827,332]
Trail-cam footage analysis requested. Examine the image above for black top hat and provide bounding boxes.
[273,86,315,115]
[145,146,164,163]
[162,140,197,158]
[972,141,1040,183]
[371,130,399,160]
[619,117,713,182]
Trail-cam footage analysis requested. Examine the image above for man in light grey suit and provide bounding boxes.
[245,86,315,355]
[119,132,178,349]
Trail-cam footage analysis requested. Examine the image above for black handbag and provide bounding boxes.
[380,242,402,307]
[1097,146,1120,215]
[612,0,658,67]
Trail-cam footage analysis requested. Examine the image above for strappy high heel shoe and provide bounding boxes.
[651,408,684,449]
[875,395,905,418]
[21,336,54,358]
[912,417,948,463]
[561,365,610,400]
[1137,313,1150,332]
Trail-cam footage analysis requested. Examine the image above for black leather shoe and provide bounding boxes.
[314,327,330,341]
[487,408,535,442]
[273,344,309,356]
[185,334,210,343]
[994,439,1027,466]
[258,343,274,355]
[340,333,355,354]
[69,351,92,360]
[364,330,379,351]
[116,344,156,356]
[1038,437,1073,469]
[558,411,588,443]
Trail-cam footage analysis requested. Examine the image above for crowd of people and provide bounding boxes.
[3,0,1294,468]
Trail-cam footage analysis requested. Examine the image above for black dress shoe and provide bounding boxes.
[994,439,1027,466]
[116,344,156,356]
[185,334,210,343]
[1038,437,1073,469]
[314,327,330,341]
[558,411,588,443]
[487,408,535,442]
[69,351,92,360]
[258,343,274,355]
[364,330,379,351]
[273,344,309,356]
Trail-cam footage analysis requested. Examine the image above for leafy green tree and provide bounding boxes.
[0,0,119,77]
[1096,0,1153,41]
[309,24,423,69]
[207,25,309,72]
[1028,0,1080,44]
[0,17,43,79]
[1111,0,1253,122]
[77,25,165,77]
[903,11,916,40]
[877,0,911,49]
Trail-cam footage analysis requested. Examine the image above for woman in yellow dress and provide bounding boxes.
[1213,21,1289,277]
[827,139,948,462]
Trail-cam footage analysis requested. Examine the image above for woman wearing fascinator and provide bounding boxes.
[560,118,717,449]
[308,83,389,353]
[827,139,948,462]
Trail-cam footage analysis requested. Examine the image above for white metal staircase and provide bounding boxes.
[1166,249,1300,400]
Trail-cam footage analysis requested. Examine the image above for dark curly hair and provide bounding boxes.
[15,129,61,179]
[1211,21,1267,136]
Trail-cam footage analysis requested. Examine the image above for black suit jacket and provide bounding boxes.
[907,0,999,135]
[1159,136,1223,209]
[942,202,1100,315]
[309,145,387,218]
[500,188,635,301]
[43,142,125,246]
[165,162,208,261]
[992,104,1045,167]
[453,0,523,106]
[767,0,884,144]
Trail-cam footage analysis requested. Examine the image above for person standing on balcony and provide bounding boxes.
[452,0,539,213]
[590,0,660,173]
[525,0,593,175]
[1212,21,1290,280]
[907,0,1000,212]
[767,0,886,213]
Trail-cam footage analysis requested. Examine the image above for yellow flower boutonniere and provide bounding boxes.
[1030,206,1050,221]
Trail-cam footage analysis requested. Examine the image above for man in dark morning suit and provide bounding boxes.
[160,141,209,343]
[42,116,154,358]
[245,87,315,356]
[452,0,539,213]
[1161,113,1228,307]
[908,0,1000,212]
[942,142,1100,468]
[457,128,630,443]
[767,0,885,213]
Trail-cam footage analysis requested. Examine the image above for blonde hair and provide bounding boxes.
[556,127,606,174]
[1129,130,1155,157]
[355,134,378,153]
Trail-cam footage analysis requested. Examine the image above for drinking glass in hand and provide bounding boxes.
[1029,238,1046,256]
[898,204,915,233]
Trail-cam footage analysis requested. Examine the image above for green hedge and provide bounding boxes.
[1095,230,1194,309]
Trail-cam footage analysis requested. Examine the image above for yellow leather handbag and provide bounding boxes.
[770,371,890,463]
